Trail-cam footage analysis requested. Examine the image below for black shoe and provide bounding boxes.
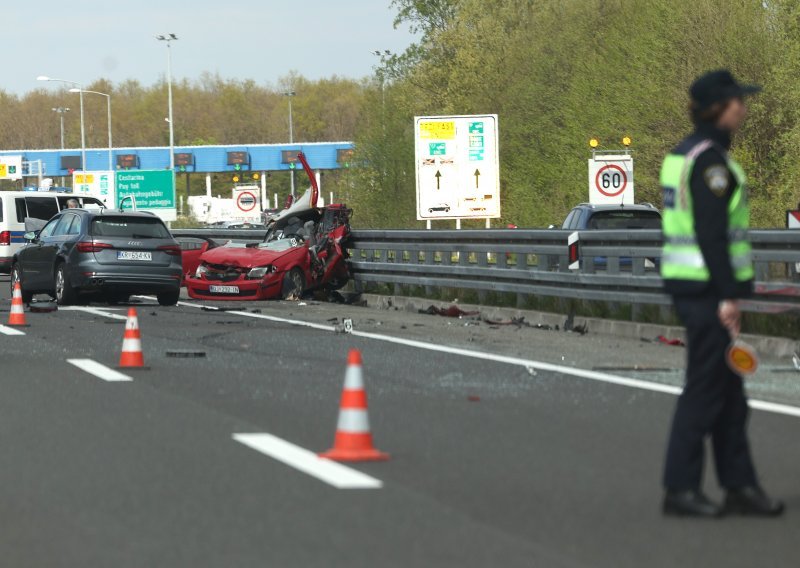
[724,486,785,517]
[663,490,723,518]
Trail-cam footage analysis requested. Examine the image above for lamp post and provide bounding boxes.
[51,107,70,149]
[283,90,296,197]
[70,89,112,171]
[38,76,85,170]
[156,33,178,170]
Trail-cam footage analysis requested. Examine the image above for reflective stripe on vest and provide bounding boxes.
[660,140,754,283]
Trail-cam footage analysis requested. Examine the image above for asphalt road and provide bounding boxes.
[0,277,798,568]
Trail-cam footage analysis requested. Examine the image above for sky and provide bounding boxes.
[5,0,417,94]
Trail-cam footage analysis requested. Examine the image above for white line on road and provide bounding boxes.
[0,324,26,336]
[170,299,800,419]
[233,433,383,489]
[67,359,133,382]
[60,306,128,320]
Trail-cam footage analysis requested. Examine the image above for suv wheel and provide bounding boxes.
[54,264,78,306]
[10,264,33,304]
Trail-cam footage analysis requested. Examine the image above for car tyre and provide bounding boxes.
[54,263,78,306]
[157,289,180,306]
[281,268,305,300]
[10,264,33,304]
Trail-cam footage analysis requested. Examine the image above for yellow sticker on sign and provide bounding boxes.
[419,121,456,140]
[0,165,6,178]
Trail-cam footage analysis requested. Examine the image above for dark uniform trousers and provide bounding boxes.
[663,292,759,490]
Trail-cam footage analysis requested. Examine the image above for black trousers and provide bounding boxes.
[663,293,759,491]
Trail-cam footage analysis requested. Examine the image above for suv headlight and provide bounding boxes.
[247,265,276,279]
[195,264,209,278]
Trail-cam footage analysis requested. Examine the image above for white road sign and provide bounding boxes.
[0,155,23,180]
[588,154,634,205]
[414,114,500,220]
[232,185,262,221]
[73,171,114,203]
[788,210,800,229]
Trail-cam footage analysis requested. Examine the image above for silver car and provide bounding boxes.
[11,209,182,306]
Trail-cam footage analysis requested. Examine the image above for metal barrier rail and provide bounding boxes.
[171,228,800,311]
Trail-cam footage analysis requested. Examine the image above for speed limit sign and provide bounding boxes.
[588,154,634,204]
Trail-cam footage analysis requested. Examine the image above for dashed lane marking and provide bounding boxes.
[233,433,382,489]
[0,324,25,336]
[145,297,800,420]
[67,358,133,382]
[59,306,128,320]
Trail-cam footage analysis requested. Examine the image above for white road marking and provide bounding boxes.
[152,297,800,419]
[233,433,383,489]
[60,306,128,320]
[0,324,26,336]
[67,358,133,382]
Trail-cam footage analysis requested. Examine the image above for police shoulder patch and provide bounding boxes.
[703,164,730,197]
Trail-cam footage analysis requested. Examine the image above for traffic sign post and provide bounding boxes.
[232,185,262,221]
[588,153,634,205]
[0,155,23,181]
[73,171,114,200]
[787,210,800,229]
[116,170,177,221]
[414,114,500,221]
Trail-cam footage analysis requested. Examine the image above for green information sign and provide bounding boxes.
[429,142,447,156]
[116,170,176,210]
[468,121,484,134]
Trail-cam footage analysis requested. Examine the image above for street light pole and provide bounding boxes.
[71,89,112,171]
[51,107,70,149]
[156,34,179,170]
[38,76,85,170]
[283,90,297,197]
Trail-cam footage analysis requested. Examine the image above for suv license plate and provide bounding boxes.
[117,251,152,261]
[209,285,240,294]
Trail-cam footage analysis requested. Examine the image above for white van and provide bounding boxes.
[0,191,105,274]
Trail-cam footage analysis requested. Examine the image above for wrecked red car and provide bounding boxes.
[183,153,352,300]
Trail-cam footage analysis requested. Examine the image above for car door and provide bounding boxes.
[39,214,80,287]
[20,215,64,289]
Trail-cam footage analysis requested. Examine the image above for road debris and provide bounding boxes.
[29,300,57,313]
[166,350,207,358]
[333,318,354,334]
[467,395,481,402]
[419,305,480,317]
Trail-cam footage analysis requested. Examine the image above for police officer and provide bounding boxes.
[660,70,784,517]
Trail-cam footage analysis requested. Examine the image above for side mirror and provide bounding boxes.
[23,231,38,241]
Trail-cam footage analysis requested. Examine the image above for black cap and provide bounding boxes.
[690,69,761,111]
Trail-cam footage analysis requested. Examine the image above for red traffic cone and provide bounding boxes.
[119,307,145,368]
[320,349,389,462]
[8,283,28,327]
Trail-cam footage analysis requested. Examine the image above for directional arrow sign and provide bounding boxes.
[414,114,500,220]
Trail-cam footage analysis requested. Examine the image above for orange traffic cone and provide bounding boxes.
[8,283,28,327]
[119,307,145,368]
[320,349,389,462]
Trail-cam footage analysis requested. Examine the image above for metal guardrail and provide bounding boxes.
[171,228,800,312]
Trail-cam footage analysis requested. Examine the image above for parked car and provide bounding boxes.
[183,152,351,301]
[561,203,661,230]
[11,209,182,305]
[560,203,662,270]
[0,191,105,274]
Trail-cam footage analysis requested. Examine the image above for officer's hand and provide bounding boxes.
[718,300,741,337]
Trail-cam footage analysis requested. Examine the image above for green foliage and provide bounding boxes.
[350,0,800,229]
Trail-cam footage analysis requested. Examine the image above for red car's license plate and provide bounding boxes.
[208,285,240,294]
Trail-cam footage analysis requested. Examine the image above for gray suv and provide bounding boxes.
[11,209,182,306]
